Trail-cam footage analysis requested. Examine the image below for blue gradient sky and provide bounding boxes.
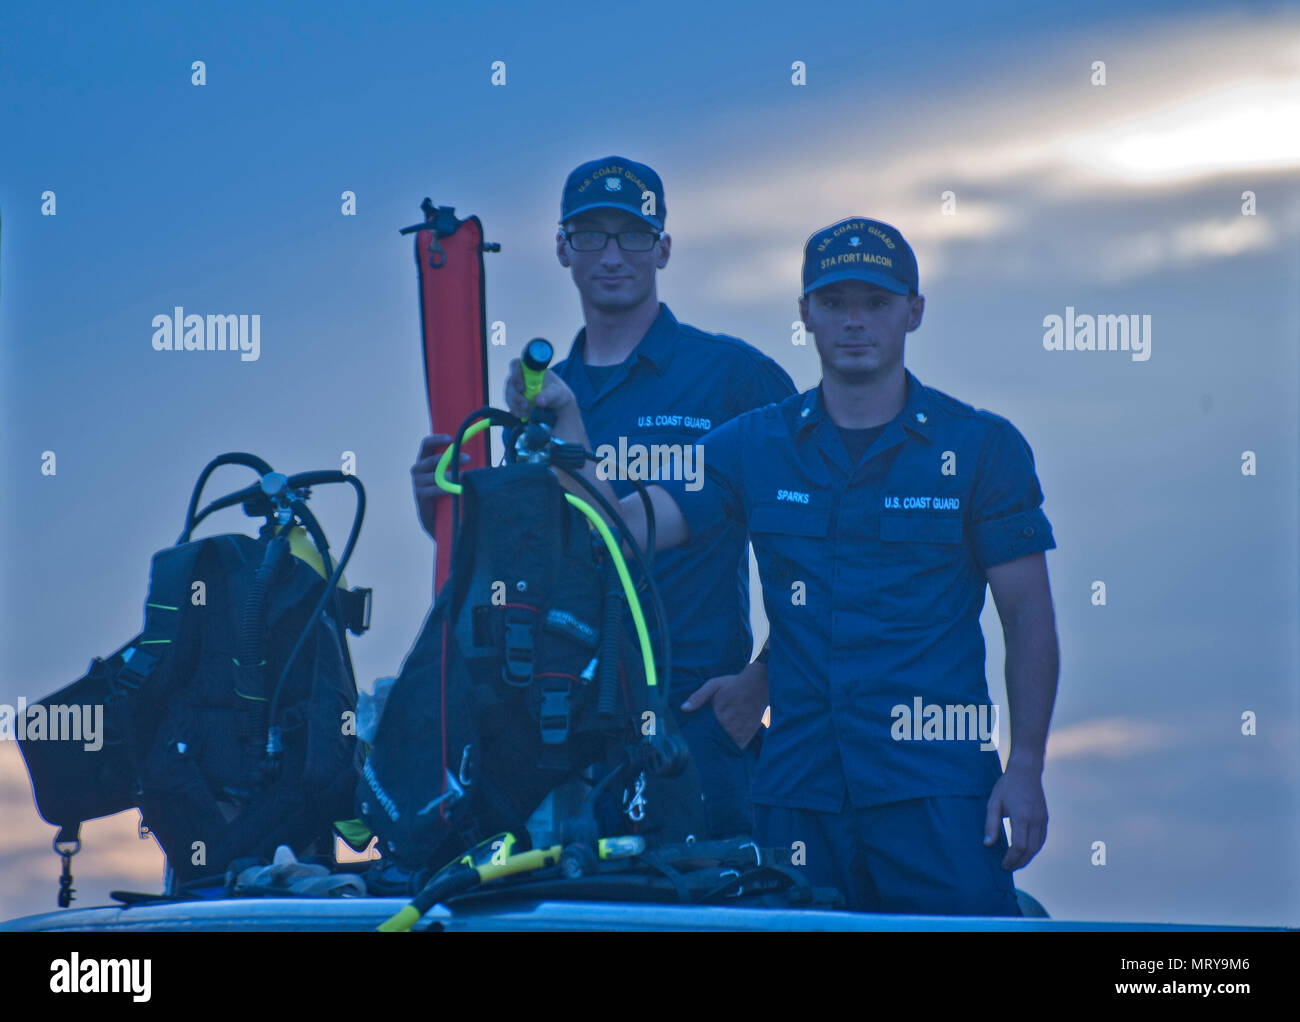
[2,1,1297,925]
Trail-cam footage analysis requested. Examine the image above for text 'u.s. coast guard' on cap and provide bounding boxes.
[802,218,918,296]
[561,156,666,231]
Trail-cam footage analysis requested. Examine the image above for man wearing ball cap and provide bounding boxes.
[494,157,796,840]
[508,216,1061,915]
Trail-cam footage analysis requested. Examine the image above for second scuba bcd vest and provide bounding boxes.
[17,454,372,898]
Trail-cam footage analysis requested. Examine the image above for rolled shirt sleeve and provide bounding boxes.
[661,413,748,545]
[967,417,1056,571]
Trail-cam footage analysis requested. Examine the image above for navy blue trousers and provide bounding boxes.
[755,796,1023,916]
[672,697,762,839]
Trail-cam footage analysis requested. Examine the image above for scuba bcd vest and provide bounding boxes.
[358,441,703,877]
[18,453,372,902]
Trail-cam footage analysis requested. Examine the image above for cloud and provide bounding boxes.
[658,11,1300,300]
[1045,711,1300,767]
[1056,80,1300,186]
[1046,717,1174,760]
[1088,214,1281,284]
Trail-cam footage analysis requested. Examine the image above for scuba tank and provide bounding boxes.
[17,453,372,902]
[357,339,703,884]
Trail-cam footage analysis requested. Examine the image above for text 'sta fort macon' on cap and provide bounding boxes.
[561,157,666,231]
[802,218,918,296]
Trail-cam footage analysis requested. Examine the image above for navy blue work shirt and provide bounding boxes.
[665,370,1056,810]
[554,303,796,694]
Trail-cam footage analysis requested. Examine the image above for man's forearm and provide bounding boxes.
[1002,607,1059,769]
[548,411,684,553]
[551,457,654,554]
[548,411,628,533]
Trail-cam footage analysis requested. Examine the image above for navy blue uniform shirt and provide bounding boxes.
[666,370,1056,810]
[554,303,796,693]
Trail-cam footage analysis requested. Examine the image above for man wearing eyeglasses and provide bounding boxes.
[554,156,796,837]
[415,157,795,838]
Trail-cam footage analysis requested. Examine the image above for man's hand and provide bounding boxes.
[681,660,769,749]
[983,759,1048,870]
[504,358,584,440]
[501,359,688,555]
[412,434,469,538]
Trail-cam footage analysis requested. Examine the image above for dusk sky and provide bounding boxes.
[1,0,1297,925]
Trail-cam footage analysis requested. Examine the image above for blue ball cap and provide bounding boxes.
[802,218,918,297]
[561,156,666,231]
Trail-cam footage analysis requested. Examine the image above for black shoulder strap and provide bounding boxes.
[117,540,209,691]
[108,540,211,796]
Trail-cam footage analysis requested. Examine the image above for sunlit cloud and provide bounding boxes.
[1088,215,1280,283]
[658,12,1300,300]
[1046,717,1173,760]
[1058,80,1300,185]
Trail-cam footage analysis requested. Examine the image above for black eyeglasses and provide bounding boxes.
[563,229,661,252]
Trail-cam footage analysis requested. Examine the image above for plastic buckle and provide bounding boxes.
[539,680,570,745]
[501,612,535,688]
[116,646,158,691]
[344,587,373,636]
